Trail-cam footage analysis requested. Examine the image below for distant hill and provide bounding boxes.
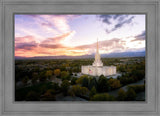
[15,51,145,60]
[101,51,145,58]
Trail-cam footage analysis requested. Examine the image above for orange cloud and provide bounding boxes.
[15,31,77,57]
[15,36,37,43]
[40,31,73,46]
[15,31,145,58]
[15,36,39,51]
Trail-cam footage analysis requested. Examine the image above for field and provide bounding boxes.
[15,57,145,101]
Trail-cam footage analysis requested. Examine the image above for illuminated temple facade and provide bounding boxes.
[81,39,116,76]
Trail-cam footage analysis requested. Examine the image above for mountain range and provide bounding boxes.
[15,51,145,60]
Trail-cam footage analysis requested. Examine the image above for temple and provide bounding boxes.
[81,39,116,76]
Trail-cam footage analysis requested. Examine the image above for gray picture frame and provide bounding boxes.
[0,0,159,116]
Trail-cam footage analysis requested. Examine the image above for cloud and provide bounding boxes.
[39,31,74,48]
[15,14,145,57]
[39,44,66,49]
[27,15,60,35]
[15,36,39,50]
[130,31,145,42]
[15,36,144,57]
[98,39,125,53]
[15,35,36,43]
[99,14,134,33]
[111,16,134,32]
[75,38,121,49]
[134,31,145,40]
[23,14,78,39]
[15,27,45,41]
[99,15,129,24]
[51,16,70,33]
[41,22,52,27]
[72,38,125,54]
[72,37,144,55]
[15,31,76,57]
[40,22,59,35]
[15,41,38,50]
[31,15,77,34]
[99,15,113,24]
[117,15,129,21]
[74,43,94,50]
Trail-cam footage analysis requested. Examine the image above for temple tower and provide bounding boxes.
[81,38,116,77]
[92,39,103,67]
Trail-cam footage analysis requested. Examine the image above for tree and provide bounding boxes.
[91,93,115,101]
[71,77,77,85]
[68,85,89,97]
[61,80,70,95]
[22,76,29,84]
[108,78,121,90]
[32,72,38,79]
[117,65,126,73]
[31,77,37,84]
[45,70,53,79]
[98,75,109,92]
[54,69,61,77]
[60,71,70,80]
[88,77,98,90]
[39,71,47,82]
[80,87,89,96]
[76,75,88,85]
[82,77,89,88]
[40,84,47,94]
[41,89,56,101]
[127,85,145,93]
[68,85,80,96]
[52,82,60,91]
[31,72,38,84]
[89,86,97,98]
[117,88,126,101]
[26,91,39,101]
[126,88,136,101]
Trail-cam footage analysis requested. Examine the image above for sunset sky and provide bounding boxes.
[15,14,145,57]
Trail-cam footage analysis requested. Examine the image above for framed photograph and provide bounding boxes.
[0,0,159,116]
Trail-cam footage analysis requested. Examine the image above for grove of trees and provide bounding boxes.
[15,57,145,101]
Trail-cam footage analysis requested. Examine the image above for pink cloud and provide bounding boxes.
[15,31,77,57]
[35,15,77,34]
[39,44,66,49]
[51,16,70,33]
[39,31,74,48]
[25,15,78,38]
[15,27,44,42]
[15,36,39,51]
[15,35,36,43]
[71,38,126,54]
[15,41,38,50]
[40,22,59,35]
[15,34,143,57]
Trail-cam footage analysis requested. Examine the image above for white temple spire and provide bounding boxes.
[97,38,98,53]
[92,38,103,67]
[81,38,116,77]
